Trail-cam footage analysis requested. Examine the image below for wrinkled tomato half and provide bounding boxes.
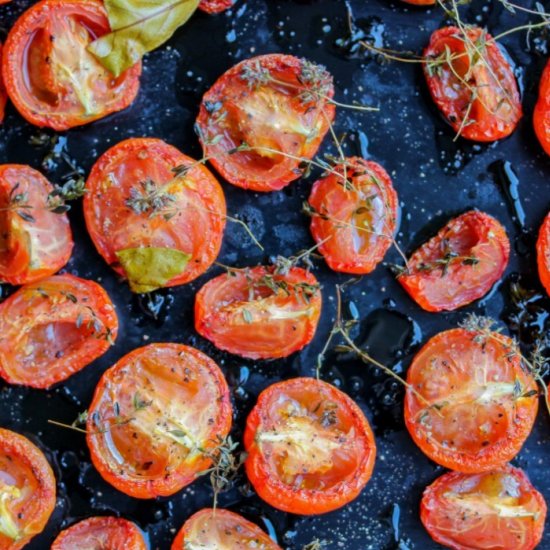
[307,157,398,274]
[86,343,232,499]
[405,328,538,473]
[244,377,376,515]
[423,26,522,141]
[537,211,550,296]
[421,466,546,550]
[171,508,281,549]
[0,44,5,124]
[534,60,550,155]
[84,138,226,293]
[0,428,56,549]
[398,210,509,312]
[0,274,118,389]
[196,54,335,191]
[51,517,148,550]
[195,266,322,359]
[1,0,141,131]
[0,164,73,286]
[198,0,234,14]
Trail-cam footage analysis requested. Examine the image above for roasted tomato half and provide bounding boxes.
[534,60,550,155]
[307,157,398,274]
[86,343,232,499]
[195,266,322,359]
[0,274,118,389]
[171,508,282,549]
[196,54,335,192]
[0,164,73,286]
[0,44,6,124]
[1,0,141,131]
[84,138,226,293]
[198,0,234,14]
[536,211,550,297]
[244,377,376,515]
[421,466,546,550]
[398,210,509,312]
[404,328,538,473]
[51,517,148,550]
[0,428,56,549]
[423,26,522,141]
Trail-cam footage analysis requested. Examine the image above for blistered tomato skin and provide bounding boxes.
[198,0,234,14]
[1,0,141,131]
[534,60,550,155]
[537,211,550,296]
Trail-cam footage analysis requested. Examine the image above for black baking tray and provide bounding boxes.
[1,0,550,548]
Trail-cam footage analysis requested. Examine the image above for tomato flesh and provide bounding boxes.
[534,60,550,155]
[536,211,550,297]
[0,44,5,124]
[198,0,234,14]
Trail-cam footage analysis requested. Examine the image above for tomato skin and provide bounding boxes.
[198,0,234,14]
[171,508,282,549]
[423,26,522,142]
[195,266,322,359]
[537,211,550,296]
[405,329,538,473]
[0,428,56,550]
[244,377,376,515]
[398,210,510,312]
[196,54,335,192]
[534,60,550,155]
[1,0,141,131]
[308,157,398,274]
[421,466,546,550]
[0,44,6,124]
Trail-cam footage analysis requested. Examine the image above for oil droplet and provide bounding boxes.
[490,160,526,229]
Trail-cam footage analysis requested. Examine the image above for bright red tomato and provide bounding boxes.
[421,466,546,550]
[536,211,550,296]
[1,0,141,131]
[195,54,335,191]
[534,60,550,155]
[0,44,5,124]
[198,0,234,14]
[398,210,510,312]
[244,377,376,515]
[195,266,322,359]
[307,157,398,274]
[404,329,538,473]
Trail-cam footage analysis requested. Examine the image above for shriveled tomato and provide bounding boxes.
[0,164,73,286]
[0,428,56,549]
[86,343,232,499]
[171,508,281,549]
[196,54,335,192]
[51,517,148,550]
[421,466,546,550]
[0,44,6,124]
[84,138,226,293]
[195,266,322,359]
[404,328,538,473]
[423,26,522,141]
[537,211,550,296]
[534,60,550,155]
[398,210,509,312]
[244,377,376,515]
[198,0,234,14]
[1,0,141,131]
[0,274,118,389]
[307,157,398,274]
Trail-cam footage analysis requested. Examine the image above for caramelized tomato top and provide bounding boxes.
[534,60,550,156]
[536,210,550,297]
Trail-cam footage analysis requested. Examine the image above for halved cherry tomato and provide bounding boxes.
[198,0,234,14]
[307,157,398,274]
[244,377,376,515]
[421,466,546,550]
[404,328,538,473]
[537,211,550,296]
[171,508,281,549]
[423,26,522,141]
[195,266,322,359]
[51,517,148,550]
[84,138,226,293]
[0,44,6,124]
[398,210,510,312]
[0,164,73,286]
[0,274,118,389]
[534,60,550,155]
[1,0,141,131]
[0,428,56,549]
[86,343,232,499]
[196,54,335,192]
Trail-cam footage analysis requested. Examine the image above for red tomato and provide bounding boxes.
[195,54,335,192]
[0,274,118,389]
[84,138,226,293]
[537,211,550,296]
[0,44,6,124]
[0,428,56,549]
[1,0,141,131]
[86,343,232,499]
[423,26,522,141]
[244,377,376,515]
[404,329,538,473]
[171,508,282,549]
[195,266,322,359]
[307,157,398,274]
[398,210,510,312]
[198,0,234,14]
[421,466,546,550]
[534,60,550,155]
[51,517,148,550]
[0,1,12,4]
